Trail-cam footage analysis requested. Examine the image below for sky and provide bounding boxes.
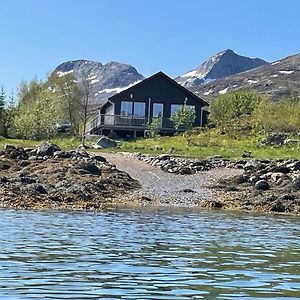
[1,0,300,95]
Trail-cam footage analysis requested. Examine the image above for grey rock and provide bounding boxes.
[4,144,16,152]
[244,159,260,171]
[20,176,36,184]
[92,155,107,163]
[93,136,117,149]
[265,133,287,146]
[75,162,101,175]
[255,180,270,190]
[37,143,61,157]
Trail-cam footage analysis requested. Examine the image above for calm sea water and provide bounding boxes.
[0,207,299,299]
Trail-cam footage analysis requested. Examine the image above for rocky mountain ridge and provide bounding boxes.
[176,49,268,88]
[191,52,300,101]
[54,59,144,104]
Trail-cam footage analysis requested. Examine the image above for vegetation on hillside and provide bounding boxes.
[0,73,94,141]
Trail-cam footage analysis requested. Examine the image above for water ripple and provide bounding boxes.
[0,208,300,299]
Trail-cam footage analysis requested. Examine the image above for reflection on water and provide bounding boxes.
[0,208,299,299]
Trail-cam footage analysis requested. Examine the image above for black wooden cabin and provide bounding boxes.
[86,71,208,138]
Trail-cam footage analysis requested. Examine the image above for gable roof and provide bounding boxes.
[108,71,209,106]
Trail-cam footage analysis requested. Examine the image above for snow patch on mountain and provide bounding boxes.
[176,49,268,88]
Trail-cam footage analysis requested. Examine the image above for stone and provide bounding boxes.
[244,159,260,171]
[286,161,300,171]
[35,184,48,194]
[270,165,291,174]
[93,136,117,149]
[265,133,287,146]
[75,162,101,175]
[232,174,248,184]
[242,151,252,158]
[181,188,196,193]
[20,176,36,184]
[53,151,72,159]
[270,201,286,213]
[4,144,16,152]
[281,194,295,200]
[0,160,12,170]
[286,179,300,192]
[37,142,61,157]
[255,180,270,190]
[270,172,284,183]
[93,155,107,163]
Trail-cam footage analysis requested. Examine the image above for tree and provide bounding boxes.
[148,113,162,137]
[209,89,265,126]
[80,72,93,147]
[47,73,81,135]
[253,96,300,133]
[12,79,63,139]
[0,87,6,136]
[170,100,196,131]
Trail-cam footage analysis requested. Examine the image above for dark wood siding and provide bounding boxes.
[110,72,207,127]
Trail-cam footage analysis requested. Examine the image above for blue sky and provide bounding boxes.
[1,0,300,94]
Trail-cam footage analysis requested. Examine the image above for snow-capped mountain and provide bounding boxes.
[176,49,268,87]
[54,59,145,103]
[191,52,300,102]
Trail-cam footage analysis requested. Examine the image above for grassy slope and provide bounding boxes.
[118,131,300,160]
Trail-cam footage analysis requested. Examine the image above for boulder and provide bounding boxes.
[265,133,286,146]
[4,144,16,152]
[244,159,260,171]
[75,162,101,175]
[270,165,291,174]
[93,136,117,149]
[8,147,28,160]
[286,179,300,192]
[270,201,286,213]
[93,155,107,163]
[37,142,61,157]
[255,180,270,190]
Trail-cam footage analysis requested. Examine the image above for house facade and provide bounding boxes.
[86,71,208,138]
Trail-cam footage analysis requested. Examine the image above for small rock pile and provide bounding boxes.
[0,143,140,211]
[213,158,300,215]
[121,152,237,175]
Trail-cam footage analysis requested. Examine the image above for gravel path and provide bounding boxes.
[101,153,241,207]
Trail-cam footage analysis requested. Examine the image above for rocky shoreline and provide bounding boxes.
[120,152,300,216]
[0,144,139,211]
[1,144,300,216]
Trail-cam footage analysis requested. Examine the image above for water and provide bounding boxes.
[0,208,300,299]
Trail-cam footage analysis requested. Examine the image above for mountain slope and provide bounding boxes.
[190,52,300,102]
[54,59,145,104]
[176,49,268,88]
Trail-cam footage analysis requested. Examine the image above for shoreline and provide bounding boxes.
[1,143,300,216]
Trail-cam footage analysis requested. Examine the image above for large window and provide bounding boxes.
[153,103,164,118]
[121,101,133,116]
[171,104,195,115]
[133,102,146,117]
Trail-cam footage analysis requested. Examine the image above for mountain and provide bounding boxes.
[176,49,268,88]
[190,52,300,102]
[54,59,145,104]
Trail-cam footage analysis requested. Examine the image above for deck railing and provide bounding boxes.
[86,114,175,133]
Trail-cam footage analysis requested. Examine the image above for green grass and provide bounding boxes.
[0,136,83,150]
[1,130,300,160]
[117,131,300,160]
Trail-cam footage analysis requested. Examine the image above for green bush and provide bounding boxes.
[209,89,266,126]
